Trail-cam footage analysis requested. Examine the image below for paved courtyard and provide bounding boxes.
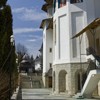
[18,73,100,100]
[22,88,100,100]
[22,88,67,100]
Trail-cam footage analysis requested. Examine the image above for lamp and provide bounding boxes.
[16,58,18,64]
[10,35,15,46]
[16,58,19,73]
[9,35,15,100]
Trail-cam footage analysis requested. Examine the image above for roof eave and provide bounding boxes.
[44,0,53,4]
[47,18,53,29]
[41,3,48,12]
[72,18,100,39]
[40,18,52,29]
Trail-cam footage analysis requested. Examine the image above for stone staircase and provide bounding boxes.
[81,70,100,98]
[20,73,44,89]
[73,70,100,99]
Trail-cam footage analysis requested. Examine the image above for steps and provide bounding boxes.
[73,93,83,99]
[81,70,100,98]
[20,73,43,88]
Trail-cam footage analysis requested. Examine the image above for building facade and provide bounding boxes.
[19,54,33,73]
[41,0,100,97]
[35,44,43,73]
[40,0,53,88]
[53,0,87,95]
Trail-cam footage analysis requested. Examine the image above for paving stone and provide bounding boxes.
[21,88,100,100]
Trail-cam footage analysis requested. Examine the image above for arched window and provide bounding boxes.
[58,0,66,8]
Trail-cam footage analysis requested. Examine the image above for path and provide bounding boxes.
[22,88,68,100]
[18,73,99,100]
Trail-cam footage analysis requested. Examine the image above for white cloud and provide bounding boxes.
[12,7,47,21]
[27,35,42,42]
[14,28,41,34]
[27,39,36,42]
[33,35,42,40]
[12,7,25,13]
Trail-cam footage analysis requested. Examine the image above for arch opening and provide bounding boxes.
[59,70,67,92]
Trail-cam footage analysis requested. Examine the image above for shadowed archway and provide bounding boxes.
[75,69,87,92]
[59,70,67,92]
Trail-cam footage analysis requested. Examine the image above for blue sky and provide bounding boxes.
[7,0,46,58]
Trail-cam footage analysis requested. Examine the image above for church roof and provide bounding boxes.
[20,54,31,64]
[40,18,52,29]
[22,54,29,60]
[21,60,29,63]
[42,3,49,12]
[44,0,53,4]
[42,0,53,12]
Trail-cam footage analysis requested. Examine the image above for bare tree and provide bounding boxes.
[16,43,28,63]
[16,43,28,55]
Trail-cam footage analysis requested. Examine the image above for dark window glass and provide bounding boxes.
[58,0,66,8]
[49,48,52,53]
[70,0,83,4]
[54,0,56,12]
[50,63,52,68]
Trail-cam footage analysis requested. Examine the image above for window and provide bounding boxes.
[53,21,56,44]
[58,0,66,8]
[70,0,83,4]
[54,0,56,12]
[55,23,56,44]
[49,63,52,68]
[49,48,52,53]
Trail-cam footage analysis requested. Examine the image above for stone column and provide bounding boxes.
[52,71,55,92]
[55,71,59,93]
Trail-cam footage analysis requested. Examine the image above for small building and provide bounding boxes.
[35,55,42,72]
[19,54,33,73]
[35,44,43,73]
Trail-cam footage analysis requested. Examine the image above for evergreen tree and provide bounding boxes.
[0,0,7,8]
[0,0,17,99]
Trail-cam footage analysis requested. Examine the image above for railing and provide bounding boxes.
[86,60,96,76]
[86,47,100,75]
[80,47,100,93]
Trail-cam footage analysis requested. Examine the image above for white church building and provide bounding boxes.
[41,0,100,98]
[40,0,53,88]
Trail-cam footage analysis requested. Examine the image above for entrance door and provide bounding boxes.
[49,77,52,88]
